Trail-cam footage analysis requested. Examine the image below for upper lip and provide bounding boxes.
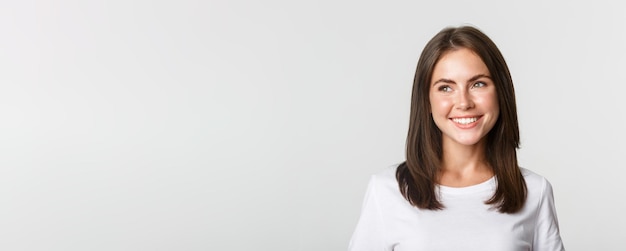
[449,115,482,119]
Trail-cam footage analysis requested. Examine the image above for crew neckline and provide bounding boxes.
[437,176,496,195]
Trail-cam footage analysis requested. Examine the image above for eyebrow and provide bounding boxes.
[432,74,492,86]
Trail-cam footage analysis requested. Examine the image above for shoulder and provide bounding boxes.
[372,164,399,180]
[366,164,406,203]
[519,167,555,202]
[520,167,547,185]
[370,164,400,188]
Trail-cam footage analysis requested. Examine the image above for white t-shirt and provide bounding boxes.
[348,166,565,251]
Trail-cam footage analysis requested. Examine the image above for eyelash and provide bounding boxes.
[437,82,487,92]
[473,82,486,88]
[438,86,452,92]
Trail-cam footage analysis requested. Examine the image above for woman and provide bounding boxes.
[348,26,565,250]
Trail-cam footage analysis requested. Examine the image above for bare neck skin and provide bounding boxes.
[438,138,494,187]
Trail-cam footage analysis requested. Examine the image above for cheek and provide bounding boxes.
[478,93,500,121]
[430,97,452,116]
[487,94,499,115]
[475,91,498,109]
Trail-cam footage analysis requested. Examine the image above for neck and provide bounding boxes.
[438,138,493,187]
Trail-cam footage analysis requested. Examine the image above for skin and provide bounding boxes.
[429,48,499,187]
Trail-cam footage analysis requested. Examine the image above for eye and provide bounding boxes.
[472,81,486,88]
[438,85,452,92]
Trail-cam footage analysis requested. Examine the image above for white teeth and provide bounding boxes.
[452,117,478,125]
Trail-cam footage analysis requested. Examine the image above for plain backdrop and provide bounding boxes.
[1,0,624,250]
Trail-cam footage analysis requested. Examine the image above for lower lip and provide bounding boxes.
[450,117,481,129]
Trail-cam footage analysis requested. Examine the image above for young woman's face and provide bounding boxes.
[429,48,499,147]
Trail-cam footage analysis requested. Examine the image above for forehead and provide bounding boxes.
[431,48,490,81]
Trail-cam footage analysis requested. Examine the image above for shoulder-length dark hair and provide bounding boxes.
[396,25,527,214]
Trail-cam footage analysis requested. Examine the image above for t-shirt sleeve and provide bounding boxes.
[348,176,391,251]
[533,178,565,251]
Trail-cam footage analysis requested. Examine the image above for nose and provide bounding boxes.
[456,90,474,110]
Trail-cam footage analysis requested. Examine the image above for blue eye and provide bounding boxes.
[473,82,486,88]
[438,86,452,92]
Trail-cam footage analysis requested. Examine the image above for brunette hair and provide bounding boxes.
[396,25,527,213]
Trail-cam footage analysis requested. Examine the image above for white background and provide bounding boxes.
[1,0,624,250]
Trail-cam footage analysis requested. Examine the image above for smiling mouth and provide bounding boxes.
[451,117,480,125]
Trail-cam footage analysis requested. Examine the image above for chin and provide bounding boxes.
[447,135,485,146]
[456,140,482,146]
